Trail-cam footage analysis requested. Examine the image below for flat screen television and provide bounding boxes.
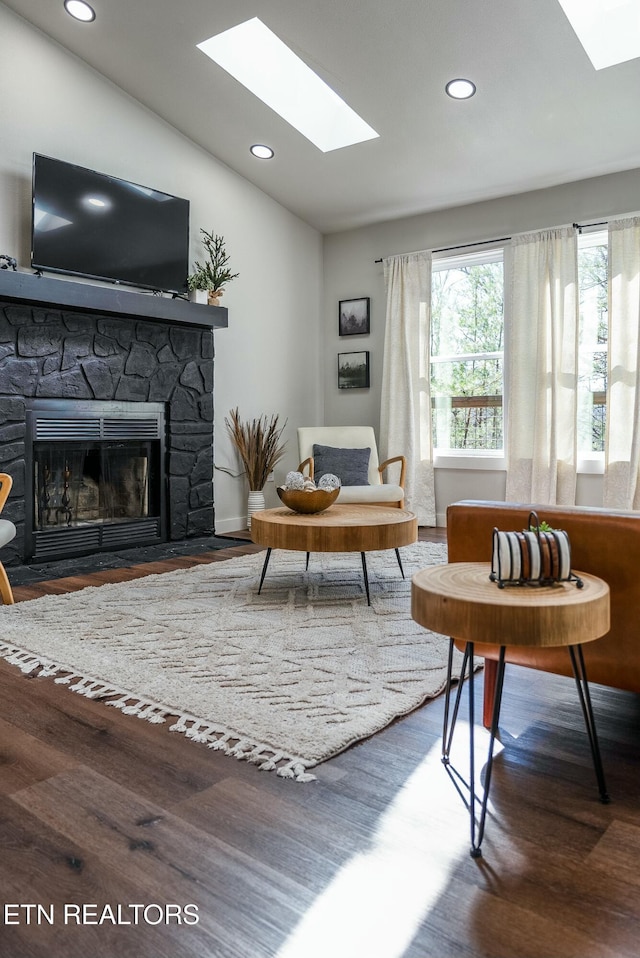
[31,153,190,294]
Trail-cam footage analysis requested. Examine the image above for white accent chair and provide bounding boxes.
[297,426,406,507]
[0,473,16,605]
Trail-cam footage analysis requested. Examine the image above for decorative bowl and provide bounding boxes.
[277,485,340,514]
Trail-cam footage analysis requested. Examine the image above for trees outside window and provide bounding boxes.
[430,233,608,457]
[577,231,608,454]
[430,250,504,452]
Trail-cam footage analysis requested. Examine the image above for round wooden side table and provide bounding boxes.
[411,562,611,858]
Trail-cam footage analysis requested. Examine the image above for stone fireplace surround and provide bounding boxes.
[0,270,227,567]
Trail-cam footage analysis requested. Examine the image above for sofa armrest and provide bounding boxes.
[446,498,640,701]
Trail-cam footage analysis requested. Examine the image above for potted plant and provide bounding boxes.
[187,228,239,306]
[225,408,287,528]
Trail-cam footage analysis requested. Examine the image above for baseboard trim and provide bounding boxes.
[215,515,248,535]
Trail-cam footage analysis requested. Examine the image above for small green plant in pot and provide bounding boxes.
[528,519,555,533]
[187,229,239,305]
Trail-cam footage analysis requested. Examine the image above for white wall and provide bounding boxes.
[323,167,640,523]
[0,4,323,534]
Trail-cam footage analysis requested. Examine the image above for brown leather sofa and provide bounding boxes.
[446,500,640,725]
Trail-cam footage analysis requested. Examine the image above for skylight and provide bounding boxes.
[557,0,640,70]
[197,18,379,153]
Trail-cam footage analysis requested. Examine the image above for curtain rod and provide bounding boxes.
[374,236,510,263]
[573,220,608,232]
[374,220,611,263]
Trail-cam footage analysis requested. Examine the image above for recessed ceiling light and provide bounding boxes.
[83,195,109,210]
[64,0,96,22]
[250,144,274,159]
[556,0,640,70]
[197,18,379,153]
[445,78,476,99]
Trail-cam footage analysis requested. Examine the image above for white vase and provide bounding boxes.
[188,289,208,304]
[247,489,266,529]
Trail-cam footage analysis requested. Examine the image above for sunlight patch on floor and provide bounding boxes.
[275,735,480,958]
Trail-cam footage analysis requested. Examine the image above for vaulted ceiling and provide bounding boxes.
[7,0,640,233]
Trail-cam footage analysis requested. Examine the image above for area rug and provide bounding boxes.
[0,541,469,781]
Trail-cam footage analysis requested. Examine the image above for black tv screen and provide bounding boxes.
[31,154,190,294]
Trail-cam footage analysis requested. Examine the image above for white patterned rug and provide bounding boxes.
[0,541,467,781]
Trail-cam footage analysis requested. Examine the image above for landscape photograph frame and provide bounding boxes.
[338,351,370,389]
[338,297,370,336]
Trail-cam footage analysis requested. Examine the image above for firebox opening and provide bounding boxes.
[25,399,167,563]
[34,440,160,530]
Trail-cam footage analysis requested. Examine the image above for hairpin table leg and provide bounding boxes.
[442,638,470,764]
[471,645,506,858]
[360,552,371,605]
[568,645,609,803]
[257,548,272,594]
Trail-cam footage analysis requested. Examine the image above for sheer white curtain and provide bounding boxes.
[603,217,640,509]
[380,251,435,525]
[505,227,579,504]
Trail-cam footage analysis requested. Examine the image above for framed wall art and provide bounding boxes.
[338,297,370,336]
[338,351,370,389]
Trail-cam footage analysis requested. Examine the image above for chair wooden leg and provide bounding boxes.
[483,657,499,729]
[0,561,15,605]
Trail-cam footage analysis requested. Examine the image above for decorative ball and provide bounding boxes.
[284,470,305,490]
[317,473,341,490]
[302,478,317,492]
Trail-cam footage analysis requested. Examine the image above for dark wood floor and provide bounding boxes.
[1,528,638,957]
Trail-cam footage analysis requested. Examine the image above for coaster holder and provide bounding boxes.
[490,510,583,589]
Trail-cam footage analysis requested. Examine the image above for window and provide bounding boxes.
[577,230,608,455]
[430,233,608,461]
[430,249,504,453]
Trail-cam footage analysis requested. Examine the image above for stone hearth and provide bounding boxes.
[0,278,222,566]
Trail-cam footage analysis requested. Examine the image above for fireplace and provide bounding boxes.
[25,399,165,561]
[0,269,226,568]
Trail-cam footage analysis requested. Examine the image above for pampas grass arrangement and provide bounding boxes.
[225,407,287,491]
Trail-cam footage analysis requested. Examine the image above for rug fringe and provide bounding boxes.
[0,643,317,783]
[3,648,45,674]
[171,716,317,782]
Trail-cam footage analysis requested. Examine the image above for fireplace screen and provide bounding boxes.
[25,399,166,561]
[34,441,157,530]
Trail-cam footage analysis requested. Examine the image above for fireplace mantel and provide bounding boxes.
[0,269,228,329]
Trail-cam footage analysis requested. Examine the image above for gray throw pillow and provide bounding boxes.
[312,444,370,486]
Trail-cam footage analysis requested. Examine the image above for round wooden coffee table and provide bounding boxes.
[411,562,610,857]
[251,504,417,605]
